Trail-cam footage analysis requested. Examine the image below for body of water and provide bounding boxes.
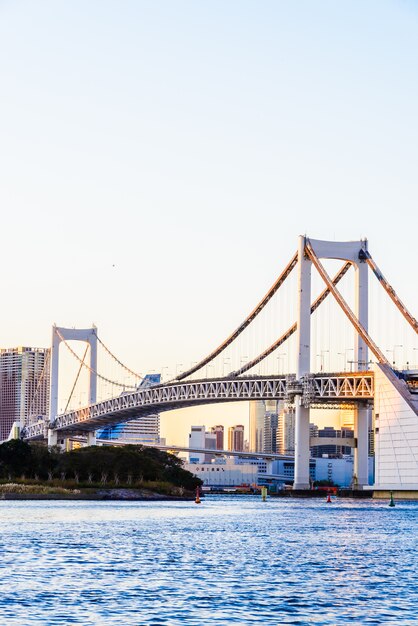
[0,495,417,625]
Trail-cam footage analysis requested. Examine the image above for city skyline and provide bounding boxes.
[2,4,418,625]
[1,1,417,443]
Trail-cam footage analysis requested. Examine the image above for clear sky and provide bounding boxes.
[1,1,418,444]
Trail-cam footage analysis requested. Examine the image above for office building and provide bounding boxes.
[277,405,296,455]
[249,400,265,452]
[264,402,279,453]
[271,457,374,488]
[210,425,224,450]
[184,458,257,487]
[249,400,276,452]
[204,432,217,462]
[188,425,206,463]
[228,425,244,451]
[0,346,50,441]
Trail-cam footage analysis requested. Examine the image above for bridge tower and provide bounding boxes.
[293,236,370,489]
[48,325,98,446]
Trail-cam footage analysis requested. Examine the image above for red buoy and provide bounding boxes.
[326,493,332,503]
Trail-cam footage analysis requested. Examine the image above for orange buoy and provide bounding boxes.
[195,486,201,504]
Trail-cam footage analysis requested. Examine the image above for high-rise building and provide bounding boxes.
[188,425,206,463]
[210,425,224,450]
[250,400,280,453]
[277,405,296,455]
[249,400,266,452]
[264,401,279,453]
[228,425,244,451]
[204,432,217,462]
[0,346,50,441]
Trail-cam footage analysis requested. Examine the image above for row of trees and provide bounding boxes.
[0,440,201,491]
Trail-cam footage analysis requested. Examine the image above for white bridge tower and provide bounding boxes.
[294,236,370,489]
[48,325,98,447]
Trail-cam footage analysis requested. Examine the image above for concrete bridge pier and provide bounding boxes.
[294,235,312,490]
[294,400,311,489]
[48,429,58,447]
[86,431,96,446]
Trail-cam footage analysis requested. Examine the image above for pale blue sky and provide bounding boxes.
[1,1,417,442]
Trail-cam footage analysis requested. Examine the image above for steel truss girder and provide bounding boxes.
[28,372,375,437]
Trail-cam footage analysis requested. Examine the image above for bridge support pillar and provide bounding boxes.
[294,400,311,489]
[293,235,312,490]
[48,429,58,447]
[354,404,370,488]
[86,431,96,446]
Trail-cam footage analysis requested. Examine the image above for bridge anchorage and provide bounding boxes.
[20,235,418,493]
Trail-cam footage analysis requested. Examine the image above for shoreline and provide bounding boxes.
[0,488,194,501]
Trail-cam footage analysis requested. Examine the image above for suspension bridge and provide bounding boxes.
[20,236,418,492]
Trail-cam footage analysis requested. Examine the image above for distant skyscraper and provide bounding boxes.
[228,425,244,451]
[249,401,265,452]
[210,425,224,450]
[264,401,278,453]
[204,432,217,462]
[0,346,50,441]
[277,405,296,455]
[250,400,280,453]
[188,425,206,463]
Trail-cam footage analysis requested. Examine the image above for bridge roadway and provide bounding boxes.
[94,441,295,461]
[24,372,374,440]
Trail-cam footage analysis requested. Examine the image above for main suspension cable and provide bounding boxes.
[305,240,390,366]
[93,330,143,380]
[56,329,136,390]
[231,261,352,375]
[176,251,298,380]
[365,254,418,335]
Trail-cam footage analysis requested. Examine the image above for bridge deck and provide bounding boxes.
[23,373,374,439]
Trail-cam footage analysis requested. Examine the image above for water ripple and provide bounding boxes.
[0,497,418,624]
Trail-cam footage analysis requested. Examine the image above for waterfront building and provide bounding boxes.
[270,457,374,488]
[234,456,268,474]
[0,346,50,441]
[228,425,244,451]
[210,425,224,450]
[184,458,257,487]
